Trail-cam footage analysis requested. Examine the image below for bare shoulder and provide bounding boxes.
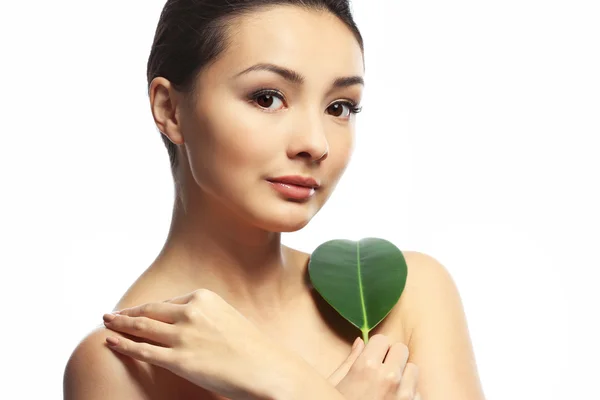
[398,250,487,400]
[393,250,458,342]
[63,326,158,400]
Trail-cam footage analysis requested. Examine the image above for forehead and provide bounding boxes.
[207,6,364,84]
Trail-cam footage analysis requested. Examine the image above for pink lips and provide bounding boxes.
[267,175,320,200]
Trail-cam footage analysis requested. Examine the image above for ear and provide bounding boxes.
[149,77,185,145]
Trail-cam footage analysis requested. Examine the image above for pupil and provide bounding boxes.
[331,104,342,116]
[258,95,273,108]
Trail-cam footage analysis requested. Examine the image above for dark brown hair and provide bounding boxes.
[147,0,364,174]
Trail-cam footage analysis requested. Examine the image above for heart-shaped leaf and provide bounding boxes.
[308,238,407,343]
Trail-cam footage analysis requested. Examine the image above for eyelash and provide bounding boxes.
[248,88,363,116]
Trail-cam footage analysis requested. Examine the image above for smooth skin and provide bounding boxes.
[63,5,485,400]
[100,289,421,400]
[331,335,420,400]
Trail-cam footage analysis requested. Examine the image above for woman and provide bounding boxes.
[63,1,486,399]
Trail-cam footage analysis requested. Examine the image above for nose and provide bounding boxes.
[287,113,329,163]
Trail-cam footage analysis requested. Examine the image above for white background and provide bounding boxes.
[1,0,598,399]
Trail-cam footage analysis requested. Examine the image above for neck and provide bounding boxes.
[150,184,308,314]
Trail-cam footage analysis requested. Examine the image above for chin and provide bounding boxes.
[253,201,320,233]
[263,212,313,232]
[271,222,310,233]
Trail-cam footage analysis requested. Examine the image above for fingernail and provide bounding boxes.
[106,337,119,346]
[103,313,116,323]
[352,337,360,349]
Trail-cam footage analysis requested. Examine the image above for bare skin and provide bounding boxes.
[64,5,485,400]
[101,246,412,399]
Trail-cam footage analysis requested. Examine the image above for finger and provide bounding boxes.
[105,335,173,370]
[327,337,365,385]
[382,342,409,373]
[355,334,391,365]
[103,313,179,346]
[380,344,409,399]
[414,392,422,400]
[397,362,419,399]
[115,302,185,324]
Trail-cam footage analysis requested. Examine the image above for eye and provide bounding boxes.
[250,89,286,111]
[326,101,363,119]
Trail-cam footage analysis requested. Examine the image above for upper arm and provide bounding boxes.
[63,327,155,400]
[403,252,486,400]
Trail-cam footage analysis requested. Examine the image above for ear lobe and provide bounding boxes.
[160,122,185,145]
[160,130,184,145]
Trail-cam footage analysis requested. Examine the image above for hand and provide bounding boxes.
[102,288,280,400]
[327,334,421,400]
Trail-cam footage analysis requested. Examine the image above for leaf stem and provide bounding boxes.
[361,329,369,344]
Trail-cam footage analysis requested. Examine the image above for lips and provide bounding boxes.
[266,175,320,201]
[266,176,320,189]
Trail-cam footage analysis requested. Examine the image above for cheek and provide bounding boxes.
[328,133,354,176]
[184,110,277,195]
[206,99,276,162]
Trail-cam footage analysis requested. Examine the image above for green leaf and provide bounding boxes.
[308,238,408,344]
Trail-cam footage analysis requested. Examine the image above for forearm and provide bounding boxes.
[257,357,346,400]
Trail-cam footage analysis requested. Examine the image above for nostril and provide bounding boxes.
[297,151,312,158]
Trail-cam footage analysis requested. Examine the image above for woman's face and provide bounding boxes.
[174,6,364,232]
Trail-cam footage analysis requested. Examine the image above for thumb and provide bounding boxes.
[327,337,364,385]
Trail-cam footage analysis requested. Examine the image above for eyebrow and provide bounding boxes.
[234,63,364,89]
